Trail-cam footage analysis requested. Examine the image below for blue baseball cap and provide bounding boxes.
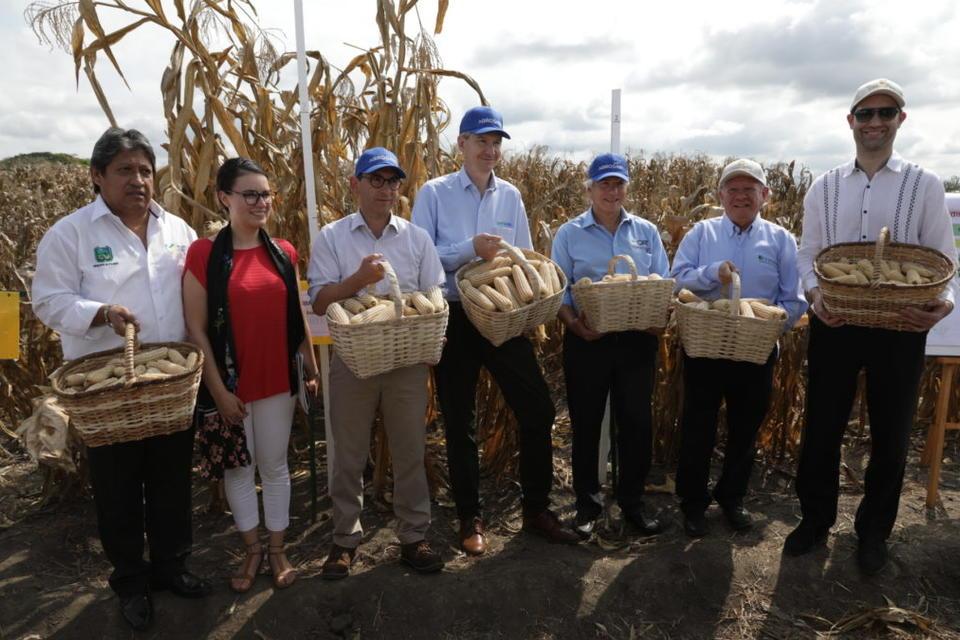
[459,106,511,139]
[588,153,629,182]
[354,147,406,179]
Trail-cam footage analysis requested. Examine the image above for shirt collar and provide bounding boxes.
[583,207,629,230]
[90,194,164,221]
[844,151,905,177]
[722,213,758,237]
[457,167,497,193]
[350,211,399,234]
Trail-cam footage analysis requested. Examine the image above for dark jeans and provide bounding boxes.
[87,426,195,597]
[435,302,556,520]
[563,329,658,514]
[675,351,776,514]
[796,315,926,542]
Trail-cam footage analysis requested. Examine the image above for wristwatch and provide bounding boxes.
[101,305,112,326]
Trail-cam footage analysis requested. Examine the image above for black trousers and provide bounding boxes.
[435,303,556,520]
[86,426,195,597]
[563,330,658,514]
[796,316,926,542]
[675,351,775,514]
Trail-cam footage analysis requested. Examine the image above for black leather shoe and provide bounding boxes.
[153,570,212,598]
[119,592,153,631]
[572,504,602,539]
[722,505,753,531]
[622,506,664,536]
[857,539,888,576]
[683,510,708,538]
[783,521,828,557]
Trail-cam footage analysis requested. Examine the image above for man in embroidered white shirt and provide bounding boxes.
[31,128,208,630]
[786,79,957,575]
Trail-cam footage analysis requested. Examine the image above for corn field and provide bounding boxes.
[5,0,954,491]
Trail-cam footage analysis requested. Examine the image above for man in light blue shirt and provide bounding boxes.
[551,153,670,538]
[412,106,578,553]
[670,158,807,538]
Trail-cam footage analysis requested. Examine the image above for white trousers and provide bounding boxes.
[223,392,296,532]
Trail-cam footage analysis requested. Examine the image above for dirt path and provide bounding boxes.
[1,431,959,639]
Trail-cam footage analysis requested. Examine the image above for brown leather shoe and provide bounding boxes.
[523,509,581,545]
[400,540,444,573]
[459,517,487,556]
[321,544,356,580]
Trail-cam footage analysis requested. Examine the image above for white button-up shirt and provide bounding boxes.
[798,153,957,303]
[32,195,197,360]
[306,211,445,302]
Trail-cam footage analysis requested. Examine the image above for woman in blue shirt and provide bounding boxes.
[552,153,670,537]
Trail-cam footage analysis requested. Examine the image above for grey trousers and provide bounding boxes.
[329,354,431,547]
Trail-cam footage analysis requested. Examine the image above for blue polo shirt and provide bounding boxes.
[670,214,808,329]
[551,207,670,308]
[411,167,532,300]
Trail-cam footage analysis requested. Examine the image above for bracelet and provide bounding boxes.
[101,305,111,326]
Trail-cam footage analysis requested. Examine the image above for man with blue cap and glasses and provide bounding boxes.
[413,106,580,554]
[308,147,446,578]
[551,153,670,537]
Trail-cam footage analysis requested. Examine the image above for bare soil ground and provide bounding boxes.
[1,417,959,640]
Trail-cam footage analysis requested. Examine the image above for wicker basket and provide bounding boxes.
[456,240,567,347]
[814,227,954,330]
[327,262,449,379]
[675,272,784,364]
[51,324,203,447]
[571,254,675,332]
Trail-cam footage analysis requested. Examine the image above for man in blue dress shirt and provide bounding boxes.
[671,158,807,537]
[551,153,670,537]
[412,106,579,554]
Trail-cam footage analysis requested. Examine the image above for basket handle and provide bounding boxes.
[123,322,137,386]
[729,271,741,317]
[380,260,405,319]
[872,226,890,287]
[497,239,541,299]
[607,254,639,280]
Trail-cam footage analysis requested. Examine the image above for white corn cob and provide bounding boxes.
[409,292,435,315]
[326,302,352,324]
[479,284,514,312]
[461,281,497,311]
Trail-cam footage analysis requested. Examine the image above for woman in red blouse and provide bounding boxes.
[183,158,318,592]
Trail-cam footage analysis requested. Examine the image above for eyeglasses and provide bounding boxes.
[362,174,403,190]
[226,190,275,205]
[852,107,901,123]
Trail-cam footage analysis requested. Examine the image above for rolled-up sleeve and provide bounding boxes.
[306,228,343,303]
[32,224,107,339]
[775,231,809,329]
[797,183,824,294]
[918,180,958,306]
[416,230,446,292]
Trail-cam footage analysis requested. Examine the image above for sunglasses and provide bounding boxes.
[362,174,403,189]
[226,190,275,205]
[852,107,901,123]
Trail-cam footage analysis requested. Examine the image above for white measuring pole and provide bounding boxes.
[597,89,623,487]
[294,0,319,246]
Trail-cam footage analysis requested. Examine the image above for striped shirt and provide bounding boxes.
[798,153,957,303]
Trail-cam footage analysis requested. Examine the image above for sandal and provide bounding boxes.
[268,545,298,589]
[230,542,263,593]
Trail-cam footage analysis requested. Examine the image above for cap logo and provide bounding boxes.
[598,163,623,171]
[477,118,500,125]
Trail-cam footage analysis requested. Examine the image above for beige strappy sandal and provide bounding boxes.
[267,545,298,589]
[230,542,263,593]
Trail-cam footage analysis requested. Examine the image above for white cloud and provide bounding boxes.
[3,0,960,180]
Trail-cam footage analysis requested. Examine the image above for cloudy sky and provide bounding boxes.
[3,0,960,179]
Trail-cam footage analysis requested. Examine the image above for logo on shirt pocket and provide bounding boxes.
[94,246,114,263]
[757,254,779,270]
[495,220,514,230]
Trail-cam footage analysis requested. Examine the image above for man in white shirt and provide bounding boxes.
[308,147,445,579]
[786,80,957,574]
[31,128,208,630]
